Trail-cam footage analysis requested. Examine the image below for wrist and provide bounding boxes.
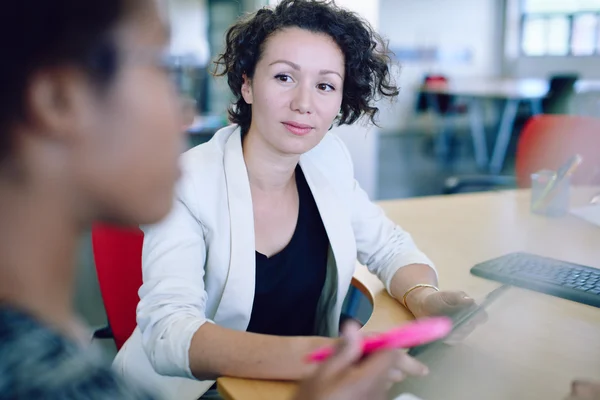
[404,286,438,317]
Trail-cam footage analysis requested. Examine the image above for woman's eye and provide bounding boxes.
[275,74,293,83]
[317,83,335,92]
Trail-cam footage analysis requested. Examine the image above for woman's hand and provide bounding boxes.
[407,289,475,319]
[406,288,487,344]
[565,380,600,400]
[293,322,429,400]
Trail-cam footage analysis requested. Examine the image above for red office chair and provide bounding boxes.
[91,223,144,350]
[416,74,468,115]
[444,115,600,193]
[514,115,600,187]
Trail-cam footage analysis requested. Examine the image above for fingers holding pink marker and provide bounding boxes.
[306,317,453,363]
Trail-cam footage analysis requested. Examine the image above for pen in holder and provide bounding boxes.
[530,155,582,217]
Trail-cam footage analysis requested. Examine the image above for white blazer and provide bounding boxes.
[112,125,435,399]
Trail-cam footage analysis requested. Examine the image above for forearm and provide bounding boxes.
[189,323,333,381]
[389,263,438,315]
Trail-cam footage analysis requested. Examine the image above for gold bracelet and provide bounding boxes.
[402,284,439,310]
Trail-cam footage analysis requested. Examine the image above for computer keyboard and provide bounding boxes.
[470,252,600,308]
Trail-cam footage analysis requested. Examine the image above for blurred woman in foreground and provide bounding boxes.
[0,0,398,399]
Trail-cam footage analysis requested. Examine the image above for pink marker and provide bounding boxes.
[306,316,453,363]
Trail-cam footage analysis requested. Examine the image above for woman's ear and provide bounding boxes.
[25,67,91,142]
[241,74,253,105]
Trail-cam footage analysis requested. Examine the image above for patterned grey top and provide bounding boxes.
[0,306,156,399]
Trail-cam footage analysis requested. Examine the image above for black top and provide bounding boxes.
[246,166,329,336]
[0,306,155,399]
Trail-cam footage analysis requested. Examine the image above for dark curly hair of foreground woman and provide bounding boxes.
[214,0,399,134]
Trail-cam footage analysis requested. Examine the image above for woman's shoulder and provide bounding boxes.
[178,125,241,190]
[181,124,239,172]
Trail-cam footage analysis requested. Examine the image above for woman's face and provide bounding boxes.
[242,27,344,156]
[70,0,184,225]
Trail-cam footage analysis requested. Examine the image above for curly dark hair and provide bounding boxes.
[214,0,399,134]
[0,0,141,164]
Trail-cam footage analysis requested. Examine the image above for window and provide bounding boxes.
[521,0,600,56]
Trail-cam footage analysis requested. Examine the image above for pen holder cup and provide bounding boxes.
[530,169,570,217]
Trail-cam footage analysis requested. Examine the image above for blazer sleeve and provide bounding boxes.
[136,171,211,379]
[331,135,437,295]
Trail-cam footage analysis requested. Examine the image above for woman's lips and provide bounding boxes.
[282,121,313,136]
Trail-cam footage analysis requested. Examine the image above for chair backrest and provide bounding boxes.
[515,115,600,188]
[415,74,453,114]
[548,74,579,92]
[91,223,144,350]
[543,74,579,114]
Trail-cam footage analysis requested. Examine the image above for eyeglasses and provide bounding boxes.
[125,48,203,90]
[124,48,201,129]
[126,47,201,69]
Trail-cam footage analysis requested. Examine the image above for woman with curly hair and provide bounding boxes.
[114,0,474,398]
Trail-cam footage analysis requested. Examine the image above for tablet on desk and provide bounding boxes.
[570,204,600,228]
[389,285,600,400]
[408,284,508,358]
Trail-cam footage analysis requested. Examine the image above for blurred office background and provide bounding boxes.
[77,0,600,356]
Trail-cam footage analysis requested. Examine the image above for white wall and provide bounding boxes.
[167,0,210,64]
[507,57,600,79]
[378,0,503,132]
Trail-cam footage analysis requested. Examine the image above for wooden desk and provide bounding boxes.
[218,189,600,400]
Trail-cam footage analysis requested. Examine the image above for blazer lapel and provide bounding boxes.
[213,128,256,331]
[299,156,356,328]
